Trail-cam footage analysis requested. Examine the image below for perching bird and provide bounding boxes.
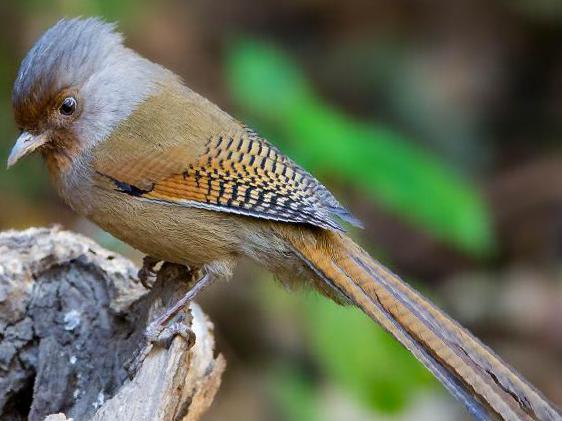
[7,18,561,421]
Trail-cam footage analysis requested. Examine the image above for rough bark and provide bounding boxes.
[0,227,224,421]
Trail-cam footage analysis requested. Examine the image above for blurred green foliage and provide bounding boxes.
[268,364,319,421]
[260,278,435,417]
[226,38,499,417]
[226,39,495,256]
[304,294,434,413]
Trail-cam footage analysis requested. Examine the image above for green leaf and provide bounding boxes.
[226,39,495,256]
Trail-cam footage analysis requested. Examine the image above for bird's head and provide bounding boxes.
[8,17,165,169]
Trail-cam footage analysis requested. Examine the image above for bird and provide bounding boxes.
[7,18,561,421]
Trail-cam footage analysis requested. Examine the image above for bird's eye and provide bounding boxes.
[59,97,77,116]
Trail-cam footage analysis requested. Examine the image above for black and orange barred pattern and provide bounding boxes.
[132,129,361,231]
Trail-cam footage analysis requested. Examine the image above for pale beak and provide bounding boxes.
[7,131,48,168]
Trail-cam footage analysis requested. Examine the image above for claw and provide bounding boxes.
[126,270,212,378]
[137,256,161,289]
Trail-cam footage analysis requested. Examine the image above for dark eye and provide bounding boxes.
[59,97,77,116]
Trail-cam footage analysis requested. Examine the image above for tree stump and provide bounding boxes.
[0,227,225,421]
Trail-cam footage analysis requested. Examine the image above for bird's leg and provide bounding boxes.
[126,270,213,378]
[137,255,161,289]
[144,272,213,345]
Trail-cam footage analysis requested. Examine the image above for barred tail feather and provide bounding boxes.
[289,231,561,421]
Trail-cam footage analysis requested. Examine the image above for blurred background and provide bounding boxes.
[1,1,561,420]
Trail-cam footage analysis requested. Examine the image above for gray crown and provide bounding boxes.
[13,18,124,109]
[12,17,169,145]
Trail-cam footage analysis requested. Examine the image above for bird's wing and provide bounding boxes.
[94,127,361,231]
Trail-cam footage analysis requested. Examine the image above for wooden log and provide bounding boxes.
[0,227,224,421]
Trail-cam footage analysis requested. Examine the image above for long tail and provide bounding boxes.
[288,230,561,421]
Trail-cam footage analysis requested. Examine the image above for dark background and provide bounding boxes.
[1,1,561,420]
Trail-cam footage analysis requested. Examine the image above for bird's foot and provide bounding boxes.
[144,272,211,340]
[145,307,195,348]
[137,256,161,289]
[126,309,195,378]
[126,271,212,378]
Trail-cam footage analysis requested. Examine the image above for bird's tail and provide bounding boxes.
[288,230,561,421]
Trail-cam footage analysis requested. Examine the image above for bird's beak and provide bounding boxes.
[7,131,48,169]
